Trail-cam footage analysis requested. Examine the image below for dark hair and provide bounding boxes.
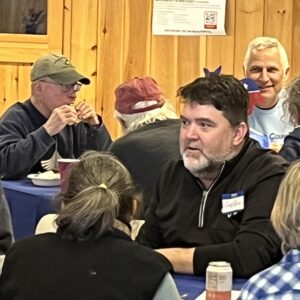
[284,77,300,125]
[56,151,140,241]
[177,75,249,127]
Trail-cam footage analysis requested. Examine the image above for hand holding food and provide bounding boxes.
[75,100,99,125]
[43,105,79,136]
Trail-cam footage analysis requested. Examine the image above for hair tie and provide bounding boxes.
[99,183,107,189]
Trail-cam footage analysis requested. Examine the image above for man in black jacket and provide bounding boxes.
[136,75,288,278]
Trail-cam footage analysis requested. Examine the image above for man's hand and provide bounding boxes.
[156,247,195,274]
[75,100,99,126]
[43,105,79,136]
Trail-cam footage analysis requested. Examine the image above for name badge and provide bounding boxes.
[221,191,244,217]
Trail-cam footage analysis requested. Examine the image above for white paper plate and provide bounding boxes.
[27,173,61,187]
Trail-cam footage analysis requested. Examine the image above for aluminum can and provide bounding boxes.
[205,261,232,300]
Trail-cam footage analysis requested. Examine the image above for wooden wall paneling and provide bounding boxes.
[234,0,264,78]
[177,36,205,85]
[122,0,152,79]
[63,0,72,58]
[150,0,180,117]
[149,0,179,113]
[176,36,205,112]
[264,0,293,80]
[0,63,31,116]
[0,45,49,63]
[291,0,300,78]
[69,0,98,113]
[0,0,63,63]
[17,64,31,101]
[206,0,235,76]
[97,0,126,140]
[150,34,178,113]
[149,2,181,110]
[47,0,63,51]
[0,64,7,114]
[0,64,19,114]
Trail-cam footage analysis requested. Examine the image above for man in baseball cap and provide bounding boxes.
[114,76,164,114]
[0,53,112,179]
[109,76,180,213]
[31,53,90,85]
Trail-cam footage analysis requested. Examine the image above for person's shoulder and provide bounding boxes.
[0,100,31,118]
[124,239,173,269]
[259,149,289,169]
[7,99,30,111]
[157,118,181,126]
[239,260,291,300]
[134,120,180,146]
[247,139,288,165]
[239,265,275,299]
[8,233,56,253]
[144,118,180,130]
[108,134,131,154]
[236,140,288,179]
[112,230,172,266]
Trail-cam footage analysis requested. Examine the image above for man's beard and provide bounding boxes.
[182,151,224,179]
[181,141,239,179]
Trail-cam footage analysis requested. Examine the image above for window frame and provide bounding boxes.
[0,0,63,63]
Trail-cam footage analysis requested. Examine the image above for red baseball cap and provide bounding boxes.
[115,76,165,114]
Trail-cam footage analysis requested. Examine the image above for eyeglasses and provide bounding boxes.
[38,79,82,93]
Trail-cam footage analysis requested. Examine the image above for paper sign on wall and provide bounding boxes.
[152,0,226,36]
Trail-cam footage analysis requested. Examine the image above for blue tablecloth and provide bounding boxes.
[174,273,246,300]
[2,179,60,240]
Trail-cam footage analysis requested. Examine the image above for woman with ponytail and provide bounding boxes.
[0,151,180,300]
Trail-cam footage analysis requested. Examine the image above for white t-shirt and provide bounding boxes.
[248,89,294,151]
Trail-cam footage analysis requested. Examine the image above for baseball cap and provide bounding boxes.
[115,76,165,114]
[240,78,264,114]
[31,53,90,85]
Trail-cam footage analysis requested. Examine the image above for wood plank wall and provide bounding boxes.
[0,0,299,140]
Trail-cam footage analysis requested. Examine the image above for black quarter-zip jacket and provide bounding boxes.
[137,138,289,278]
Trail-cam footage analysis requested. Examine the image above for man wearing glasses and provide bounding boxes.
[0,53,112,179]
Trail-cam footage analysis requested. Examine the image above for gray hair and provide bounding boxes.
[271,160,300,252]
[243,37,290,73]
[56,151,140,241]
[115,102,178,134]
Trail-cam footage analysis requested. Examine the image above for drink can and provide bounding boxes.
[205,261,232,300]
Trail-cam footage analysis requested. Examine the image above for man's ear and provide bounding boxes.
[33,81,42,92]
[233,122,248,146]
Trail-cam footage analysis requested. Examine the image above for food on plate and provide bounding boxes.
[36,170,60,180]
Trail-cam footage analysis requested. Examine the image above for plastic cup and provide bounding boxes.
[57,158,80,192]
